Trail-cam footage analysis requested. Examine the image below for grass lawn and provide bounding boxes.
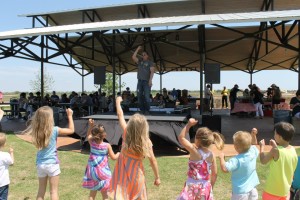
[4,132,299,200]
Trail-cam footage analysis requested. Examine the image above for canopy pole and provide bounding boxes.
[198,24,205,115]
[40,35,44,98]
[82,67,84,93]
[160,73,162,94]
[112,30,116,111]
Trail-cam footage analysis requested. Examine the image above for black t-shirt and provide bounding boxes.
[290,97,300,116]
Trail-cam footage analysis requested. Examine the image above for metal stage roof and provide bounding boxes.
[0,0,299,78]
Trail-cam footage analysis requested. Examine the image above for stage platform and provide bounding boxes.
[75,112,191,147]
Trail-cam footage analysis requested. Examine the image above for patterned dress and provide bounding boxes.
[82,141,112,191]
[177,149,213,200]
[109,149,147,200]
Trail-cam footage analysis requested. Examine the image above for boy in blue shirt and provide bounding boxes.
[218,128,259,200]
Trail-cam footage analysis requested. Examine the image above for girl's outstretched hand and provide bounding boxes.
[188,118,198,127]
[88,118,94,126]
[66,108,73,117]
[116,96,123,105]
[251,128,258,135]
[154,177,161,186]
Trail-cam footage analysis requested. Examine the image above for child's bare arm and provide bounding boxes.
[178,118,199,157]
[86,119,94,144]
[58,108,75,135]
[107,144,120,160]
[210,155,218,187]
[116,96,127,131]
[148,145,161,186]
[218,152,229,173]
[251,128,258,145]
[9,147,14,165]
[259,139,278,164]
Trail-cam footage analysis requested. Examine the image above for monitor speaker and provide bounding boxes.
[202,115,221,133]
[94,66,106,85]
[205,63,220,84]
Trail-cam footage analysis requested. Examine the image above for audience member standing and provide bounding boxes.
[221,86,228,108]
[132,46,155,114]
[252,86,264,119]
[229,84,242,111]
[271,84,282,110]
[290,90,300,119]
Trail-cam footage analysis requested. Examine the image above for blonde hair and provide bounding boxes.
[23,106,54,149]
[91,124,106,143]
[195,127,224,150]
[0,132,6,148]
[124,114,150,157]
[233,131,252,153]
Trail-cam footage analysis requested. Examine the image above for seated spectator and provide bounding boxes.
[171,88,178,100]
[42,93,52,106]
[157,94,165,108]
[99,92,108,112]
[290,90,300,119]
[60,93,70,104]
[18,92,28,119]
[50,91,60,106]
[32,92,42,110]
[81,93,93,115]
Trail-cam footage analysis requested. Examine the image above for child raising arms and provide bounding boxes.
[108,96,160,200]
[177,118,224,200]
[23,106,74,200]
[82,119,119,200]
[218,128,260,200]
[259,122,298,200]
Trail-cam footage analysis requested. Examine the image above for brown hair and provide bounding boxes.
[0,132,6,148]
[124,113,150,157]
[195,127,224,150]
[23,106,54,149]
[91,124,106,143]
[274,122,295,142]
[233,131,252,153]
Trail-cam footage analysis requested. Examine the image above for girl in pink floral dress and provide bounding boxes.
[177,118,224,200]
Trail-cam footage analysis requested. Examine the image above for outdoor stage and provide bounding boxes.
[74,113,191,147]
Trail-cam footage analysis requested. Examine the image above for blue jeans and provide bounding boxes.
[0,184,9,200]
[137,79,151,112]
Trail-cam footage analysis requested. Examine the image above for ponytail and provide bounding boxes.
[212,132,225,150]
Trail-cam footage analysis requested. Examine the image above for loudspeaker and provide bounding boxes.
[94,66,106,85]
[202,115,221,133]
[205,63,220,84]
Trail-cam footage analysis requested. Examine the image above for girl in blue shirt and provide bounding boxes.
[23,106,74,200]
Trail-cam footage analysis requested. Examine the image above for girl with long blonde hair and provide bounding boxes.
[23,106,74,200]
[177,118,224,200]
[108,96,160,199]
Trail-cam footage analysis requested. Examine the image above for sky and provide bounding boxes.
[0,0,298,93]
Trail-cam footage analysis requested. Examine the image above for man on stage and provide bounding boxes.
[132,46,155,114]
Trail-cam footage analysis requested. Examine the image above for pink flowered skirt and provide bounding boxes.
[177,181,213,200]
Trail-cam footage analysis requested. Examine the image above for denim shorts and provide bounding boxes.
[0,184,9,200]
[37,164,61,177]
